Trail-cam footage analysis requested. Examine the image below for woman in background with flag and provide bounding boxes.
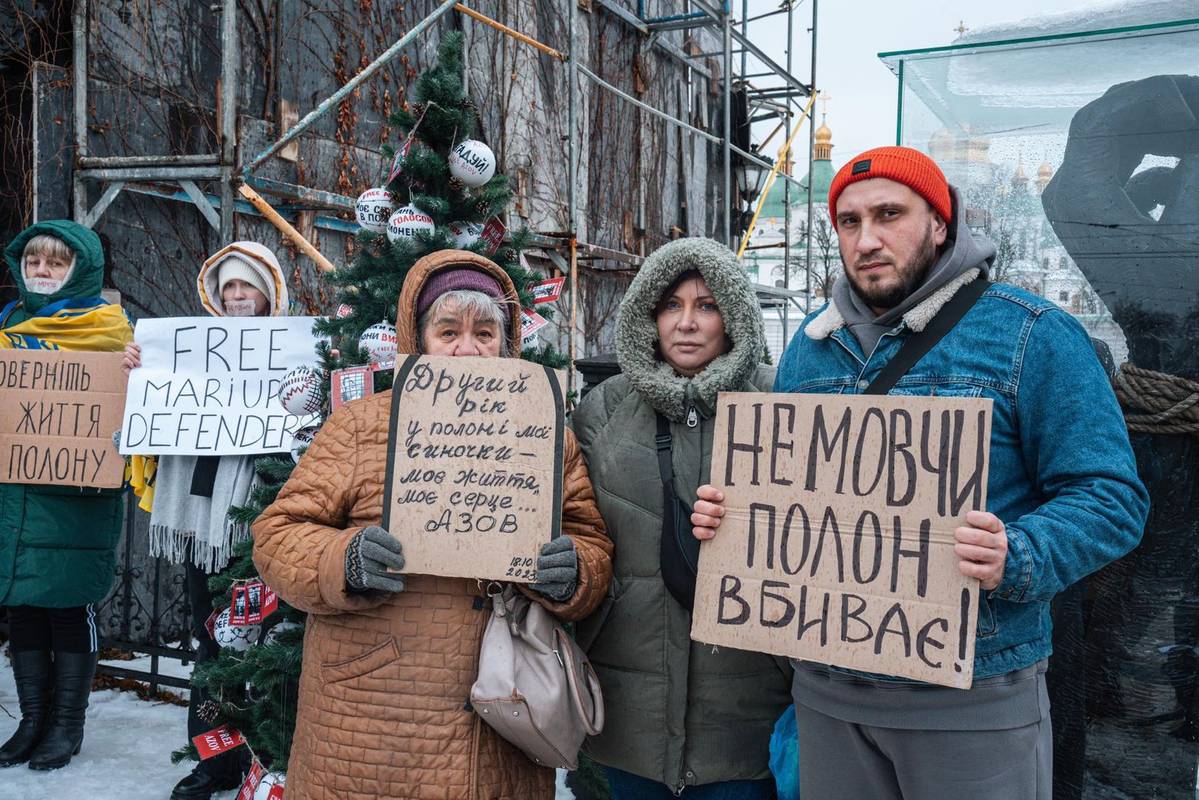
[0,220,132,772]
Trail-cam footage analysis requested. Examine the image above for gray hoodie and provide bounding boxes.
[832,186,996,354]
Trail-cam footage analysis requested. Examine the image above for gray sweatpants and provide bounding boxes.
[795,703,1053,800]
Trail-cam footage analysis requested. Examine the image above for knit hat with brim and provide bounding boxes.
[828,146,952,229]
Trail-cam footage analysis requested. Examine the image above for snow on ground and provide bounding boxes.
[1,651,573,800]
[0,650,204,800]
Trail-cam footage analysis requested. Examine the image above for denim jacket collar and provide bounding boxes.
[804,267,984,342]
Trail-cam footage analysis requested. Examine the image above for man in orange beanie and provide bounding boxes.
[691,146,1148,799]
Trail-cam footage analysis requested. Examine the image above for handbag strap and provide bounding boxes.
[864,277,990,395]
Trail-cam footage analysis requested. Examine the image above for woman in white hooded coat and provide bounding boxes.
[124,242,290,800]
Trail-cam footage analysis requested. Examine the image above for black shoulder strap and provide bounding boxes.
[654,412,674,487]
[864,277,990,396]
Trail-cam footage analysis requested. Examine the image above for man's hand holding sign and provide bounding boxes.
[689,391,993,688]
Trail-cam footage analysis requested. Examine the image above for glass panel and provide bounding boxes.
[894,22,1199,800]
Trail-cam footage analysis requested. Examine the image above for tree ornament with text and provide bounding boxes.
[448,139,496,187]
[355,188,396,233]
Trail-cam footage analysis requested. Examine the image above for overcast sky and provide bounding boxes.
[745,0,1107,171]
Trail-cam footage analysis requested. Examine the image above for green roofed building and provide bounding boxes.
[743,116,838,359]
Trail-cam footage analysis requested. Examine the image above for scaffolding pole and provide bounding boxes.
[722,11,732,247]
[220,0,238,241]
[782,0,794,350]
[567,0,579,385]
[805,0,818,315]
[241,0,458,174]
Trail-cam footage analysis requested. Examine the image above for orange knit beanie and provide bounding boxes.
[827,146,952,228]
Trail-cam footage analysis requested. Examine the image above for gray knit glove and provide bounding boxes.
[344,526,406,593]
[529,536,577,602]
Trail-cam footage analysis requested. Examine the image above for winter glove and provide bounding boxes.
[344,526,406,593]
[529,536,577,602]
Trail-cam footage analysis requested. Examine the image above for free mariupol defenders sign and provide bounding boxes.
[691,392,992,689]
[382,355,566,583]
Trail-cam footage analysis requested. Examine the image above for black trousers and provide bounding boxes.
[6,605,98,653]
[185,559,247,783]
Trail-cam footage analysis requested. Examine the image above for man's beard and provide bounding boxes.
[846,225,939,312]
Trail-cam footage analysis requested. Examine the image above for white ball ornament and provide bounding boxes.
[385,205,435,243]
[213,607,260,652]
[359,321,398,365]
[278,366,323,416]
[447,220,483,248]
[290,425,320,463]
[354,188,396,233]
[253,771,286,800]
[261,620,303,646]
[448,139,496,187]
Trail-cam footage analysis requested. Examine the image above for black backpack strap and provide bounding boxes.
[864,277,990,395]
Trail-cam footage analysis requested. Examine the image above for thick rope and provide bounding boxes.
[1113,364,1199,436]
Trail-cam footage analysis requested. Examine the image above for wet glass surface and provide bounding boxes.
[891,25,1199,799]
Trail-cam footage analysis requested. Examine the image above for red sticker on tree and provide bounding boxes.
[480,217,506,255]
[193,725,246,760]
[237,759,266,800]
[229,585,249,626]
[330,365,375,410]
[530,276,565,304]
[204,606,224,640]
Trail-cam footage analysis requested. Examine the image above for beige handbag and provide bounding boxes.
[470,583,604,769]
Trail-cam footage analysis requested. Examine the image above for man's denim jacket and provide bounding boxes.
[776,271,1149,679]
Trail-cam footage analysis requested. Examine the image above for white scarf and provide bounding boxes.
[148,454,259,574]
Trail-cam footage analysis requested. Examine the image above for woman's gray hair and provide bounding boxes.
[416,289,513,356]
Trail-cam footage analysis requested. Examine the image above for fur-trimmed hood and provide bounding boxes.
[197,241,289,317]
[615,237,766,422]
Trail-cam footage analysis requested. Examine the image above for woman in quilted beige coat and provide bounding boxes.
[253,250,613,800]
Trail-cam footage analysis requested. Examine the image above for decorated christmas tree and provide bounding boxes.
[181,31,572,785]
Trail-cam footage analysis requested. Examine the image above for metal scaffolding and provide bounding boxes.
[68,0,817,358]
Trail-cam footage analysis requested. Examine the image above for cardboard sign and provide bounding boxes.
[382,355,566,582]
[479,217,506,255]
[0,350,127,488]
[119,317,324,455]
[691,392,992,689]
[530,276,565,304]
[193,725,246,760]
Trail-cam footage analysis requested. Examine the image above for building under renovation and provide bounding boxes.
[0,0,814,676]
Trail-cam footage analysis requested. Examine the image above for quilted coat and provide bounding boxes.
[253,250,613,800]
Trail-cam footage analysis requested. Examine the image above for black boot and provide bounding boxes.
[0,650,53,767]
[170,761,246,800]
[27,651,96,771]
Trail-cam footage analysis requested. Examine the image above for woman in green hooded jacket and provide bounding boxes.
[0,220,132,772]
[571,237,793,798]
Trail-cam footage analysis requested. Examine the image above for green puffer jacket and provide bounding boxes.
[0,220,126,608]
[572,238,793,792]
